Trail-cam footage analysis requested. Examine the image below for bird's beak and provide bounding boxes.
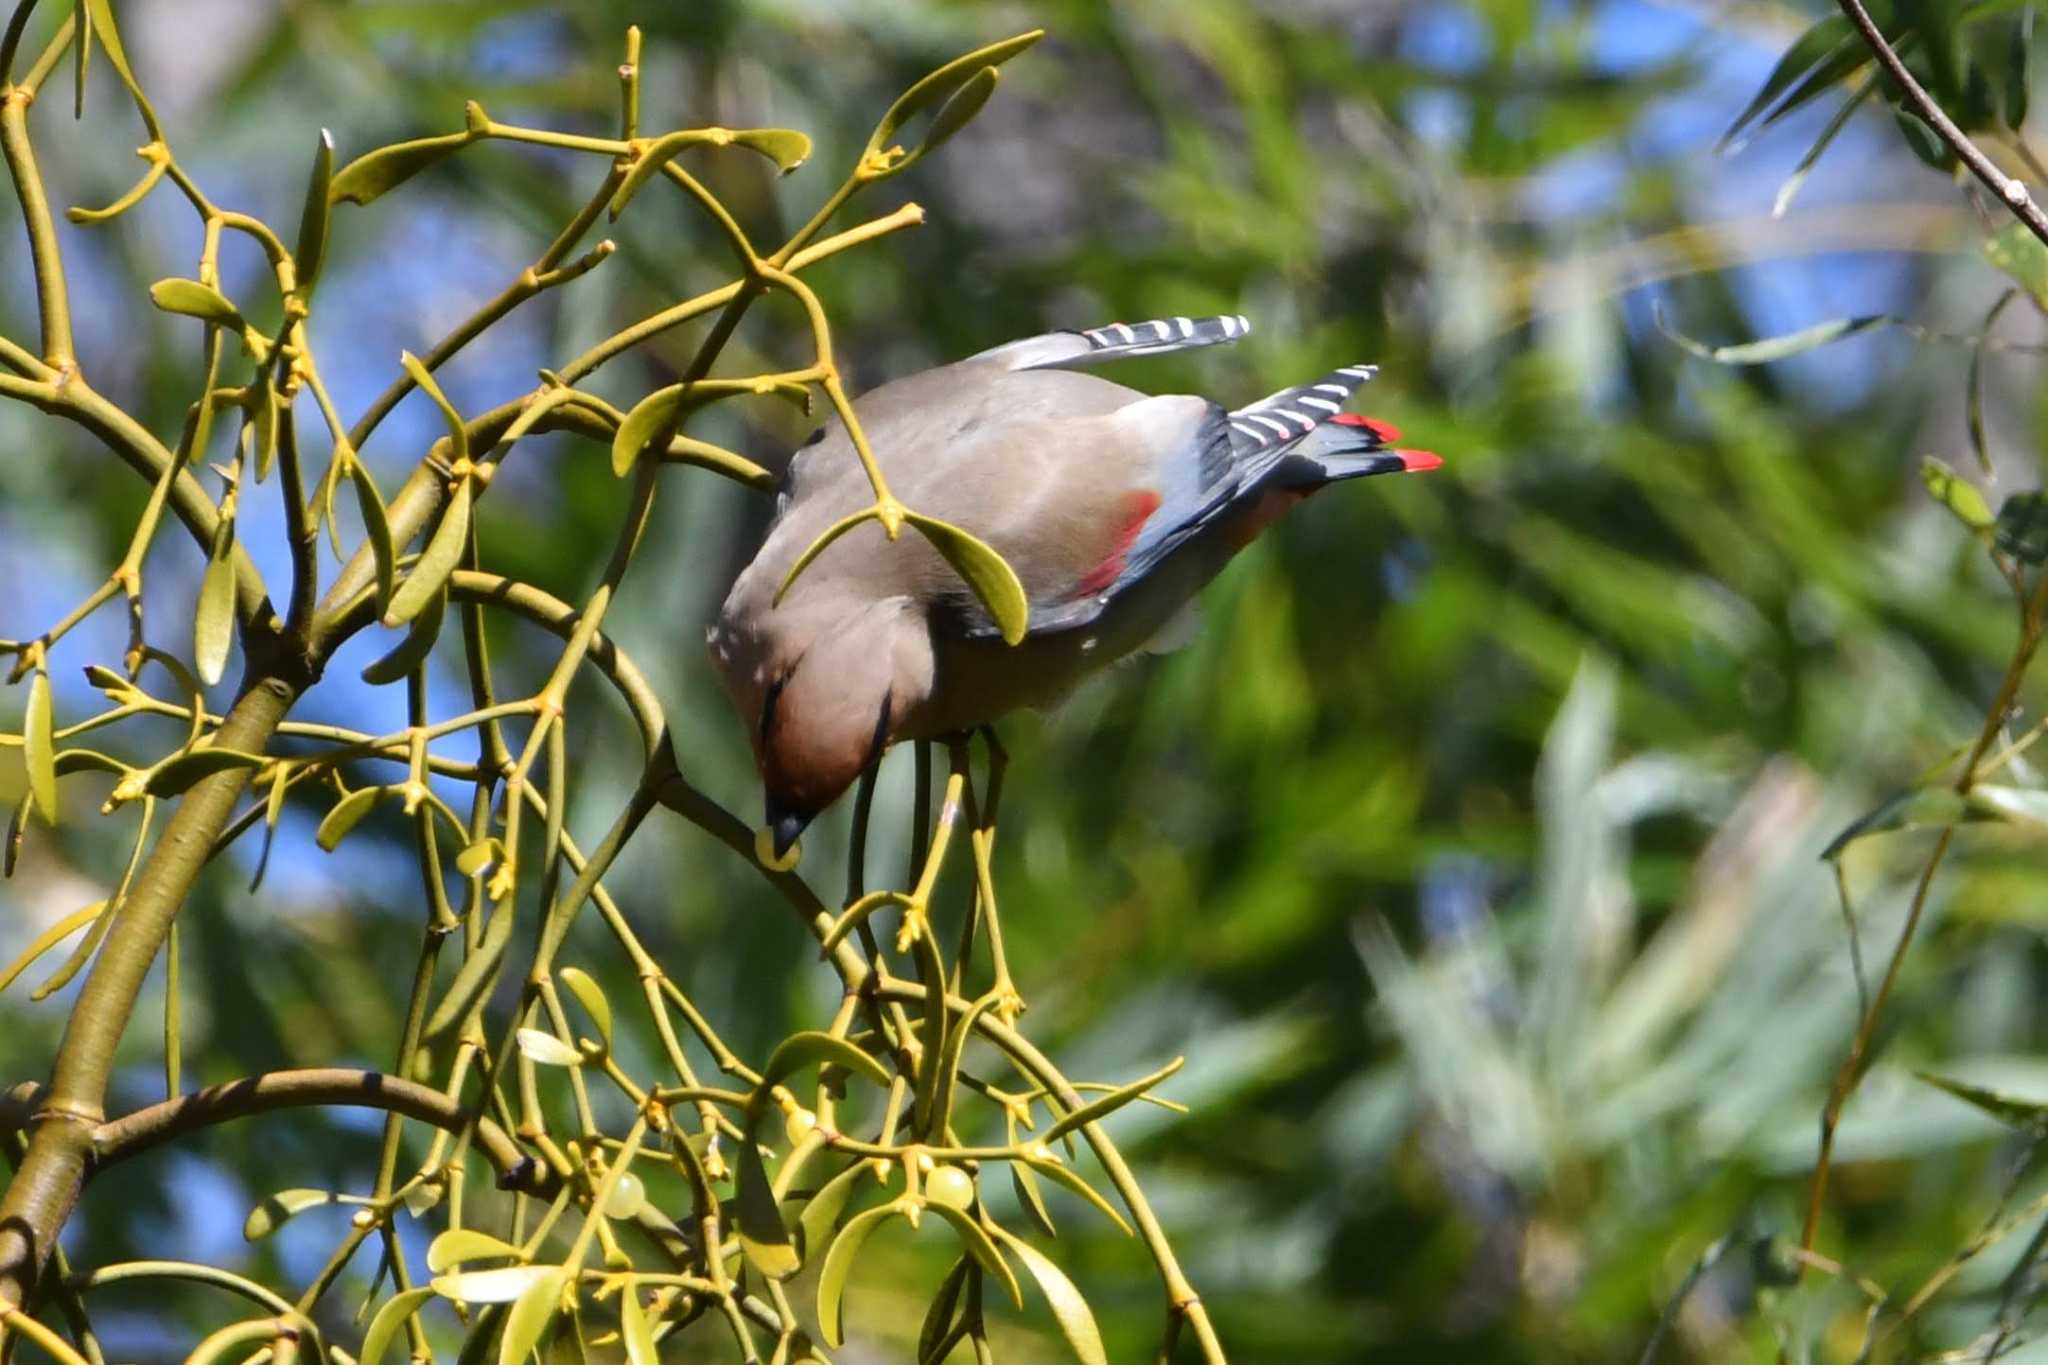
[764,794,814,861]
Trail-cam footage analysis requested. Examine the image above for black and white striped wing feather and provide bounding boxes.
[967,313,1253,373]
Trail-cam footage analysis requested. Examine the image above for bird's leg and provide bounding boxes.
[968,725,1024,1023]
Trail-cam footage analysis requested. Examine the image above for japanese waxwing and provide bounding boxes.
[707,314,1440,859]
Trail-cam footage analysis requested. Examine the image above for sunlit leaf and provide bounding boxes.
[1040,1057,1185,1143]
[145,748,265,797]
[926,1202,1021,1307]
[755,1030,892,1108]
[331,130,477,206]
[1721,15,1856,148]
[515,1028,582,1068]
[992,1226,1109,1365]
[150,278,243,328]
[735,1132,800,1280]
[919,66,998,155]
[498,1265,568,1365]
[350,457,397,615]
[558,966,613,1053]
[430,1264,559,1305]
[294,130,335,296]
[360,1287,436,1365]
[817,1203,902,1346]
[194,515,238,688]
[315,785,383,853]
[242,1188,331,1240]
[905,512,1029,645]
[24,667,55,825]
[428,1229,524,1273]
[917,1256,971,1363]
[796,1159,869,1259]
[1969,784,2048,825]
[0,901,104,996]
[868,31,1043,154]
[620,1282,659,1365]
[386,477,471,627]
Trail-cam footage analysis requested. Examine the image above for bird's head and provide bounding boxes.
[709,592,931,862]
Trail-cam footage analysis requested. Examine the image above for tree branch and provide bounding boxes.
[1836,0,2048,245]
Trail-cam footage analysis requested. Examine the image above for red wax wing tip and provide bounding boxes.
[1331,413,1404,442]
[1394,448,1442,472]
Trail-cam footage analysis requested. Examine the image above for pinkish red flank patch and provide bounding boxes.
[1074,489,1162,596]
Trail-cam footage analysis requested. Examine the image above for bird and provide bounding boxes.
[707,314,1440,861]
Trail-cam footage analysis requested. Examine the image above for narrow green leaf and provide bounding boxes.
[919,67,999,155]
[1722,15,1855,147]
[734,1133,801,1280]
[1893,106,1951,168]
[24,667,56,825]
[755,1030,892,1109]
[360,586,444,686]
[1918,1070,2048,1131]
[360,1288,436,1365]
[248,383,279,483]
[349,457,397,614]
[0,901,104,995]
[991,1227,1108,1365]
[1920,457,1994,531]
[400,351,469,463]
[869,31,1044,152]
[250,765,290,894]
[5,797,27,876]
[735,127,811,172]
[904,512,1029,644]
[816,1203,902,1346]
[558,966,613,1053]
[619,1283,659,1365]
[516,1028,582,1068]
[1995,491,2048,562]
[611,385,682,477]
[427,1228,524,1274]
[431,1264,558,1305]
[243,1188,332,1241]
[145,747,266,797]
[498,1266,568,1365]
[294,130,335,296]
[31,897,114,1000]
[917,1256,971,1365]
[1011,1162,1057,1238]
[387,477,471,627]
[1821,787,1970,860]
[1967,291,2019,475]
[1985,222,2048,310]
[81,0,149,123]
[150,278,243,328]
[1969,784,2048,825]
[926,1202,1021,1308]
[930,993,1000,1140]
[796,1159,869,1259]
[315,785,383,853]
[1656,306,1894,365]
[1040,1057,1186,1144]
[330,130,477,206]
[195,518,238,687]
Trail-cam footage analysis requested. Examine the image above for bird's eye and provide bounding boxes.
[800,426,828,448]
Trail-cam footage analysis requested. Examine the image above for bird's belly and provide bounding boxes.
[904,538,1228,738]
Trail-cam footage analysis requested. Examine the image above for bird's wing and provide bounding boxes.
[978,362,1409,638]
[963,313,1252,372]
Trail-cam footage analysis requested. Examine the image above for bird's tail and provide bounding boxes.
[1290,413,1441,482]
[1228,362,1439,484]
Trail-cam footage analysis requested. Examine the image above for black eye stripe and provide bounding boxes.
[760,673,788,744]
